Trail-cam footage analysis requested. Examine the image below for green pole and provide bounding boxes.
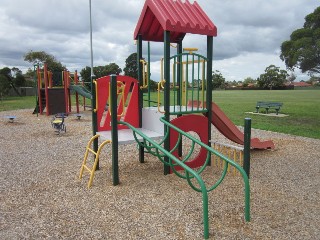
[177,39,183,157]
[243,118,251,178]
[91,74,98,170]
[110,75,119,185]
[163,30,171,175]
[177,39,182,107]
[137,35,144,163]
[147,41,151,107]
[206,36,213,165]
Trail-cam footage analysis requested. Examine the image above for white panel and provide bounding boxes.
[141,108,164,135]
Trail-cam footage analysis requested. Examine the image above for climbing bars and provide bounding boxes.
[118,119,250,240]
[212,142,244,176]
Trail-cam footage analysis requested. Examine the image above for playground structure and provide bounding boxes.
[34,63,92,116]
[79,0,273,238]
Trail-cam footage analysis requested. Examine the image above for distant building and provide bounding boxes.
[285,81,312,87]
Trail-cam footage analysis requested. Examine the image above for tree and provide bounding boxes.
[0,67,26,96]
[212,70,225,89]
[24,50,65,72]
[287,72,296,84]
[123,53,138,79]
[257,65,288,89]
[11,67,26,87]
[243,77,256,87]
[80,63,122,84]
[307,76,320,86]
[280,7,320,75]
[0,74,11,99]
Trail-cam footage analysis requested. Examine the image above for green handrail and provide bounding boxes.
[160,116,250,215]
[119,119,250,239]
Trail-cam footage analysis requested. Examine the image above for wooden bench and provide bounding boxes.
[256,101,283,115]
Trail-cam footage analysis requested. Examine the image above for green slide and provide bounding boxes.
[69,85,92,99]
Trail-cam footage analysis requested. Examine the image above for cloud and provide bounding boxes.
[0,0,318,81]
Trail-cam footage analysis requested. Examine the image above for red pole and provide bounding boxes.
[68,72,72,112]
[44,63,50,116]
[75,70,80,113]
[64,71,69,114]
[37,67,43,114]
[48,71,53,88]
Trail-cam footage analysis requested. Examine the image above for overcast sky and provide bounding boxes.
[0,0,318,82]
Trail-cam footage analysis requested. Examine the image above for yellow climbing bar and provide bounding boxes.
[93,80,98,113]
[79,134,111,188]
[157,80,166,113]
[140,59,148,89]
[108,81,125,117]
[183,47,198,54]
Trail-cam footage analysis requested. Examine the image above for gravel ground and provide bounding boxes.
[0,109,319,240]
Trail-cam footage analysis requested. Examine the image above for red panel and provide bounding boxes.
[170,114,208,172]
[134,0,217,42]
[96,75,139,131]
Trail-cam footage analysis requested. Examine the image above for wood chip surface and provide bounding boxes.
[1,109,319,239]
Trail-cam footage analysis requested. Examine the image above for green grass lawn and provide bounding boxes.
[150,89,320,139]
[212,90,320,139]
[1,90,320,139]
[0,96,36,112]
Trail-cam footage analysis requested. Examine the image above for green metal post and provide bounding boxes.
[206,36,213,166]
[137,35,144,163]
[110,75,119,185]
[163,31,171,175]
[243,118,251,178]
[177,39,183,157]
[91,75,98,169]
[147,41,151,107]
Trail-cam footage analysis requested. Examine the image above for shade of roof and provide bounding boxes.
[134,0,217,43]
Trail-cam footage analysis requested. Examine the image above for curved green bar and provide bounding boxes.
[119,120,210,239]
[160,117,251,222]
[119,118,251,239]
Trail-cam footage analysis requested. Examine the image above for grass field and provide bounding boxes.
[1,89,319,139]
[212,90,320,139]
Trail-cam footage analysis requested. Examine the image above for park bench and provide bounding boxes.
[255,101,283,115]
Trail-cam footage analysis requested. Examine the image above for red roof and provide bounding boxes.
[134,0,217,43]
[293,82,312,87]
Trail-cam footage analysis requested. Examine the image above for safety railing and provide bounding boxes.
[158,52,208,115]
[119,119,250,239]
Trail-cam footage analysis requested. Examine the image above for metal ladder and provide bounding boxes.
[79,134,111,188]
